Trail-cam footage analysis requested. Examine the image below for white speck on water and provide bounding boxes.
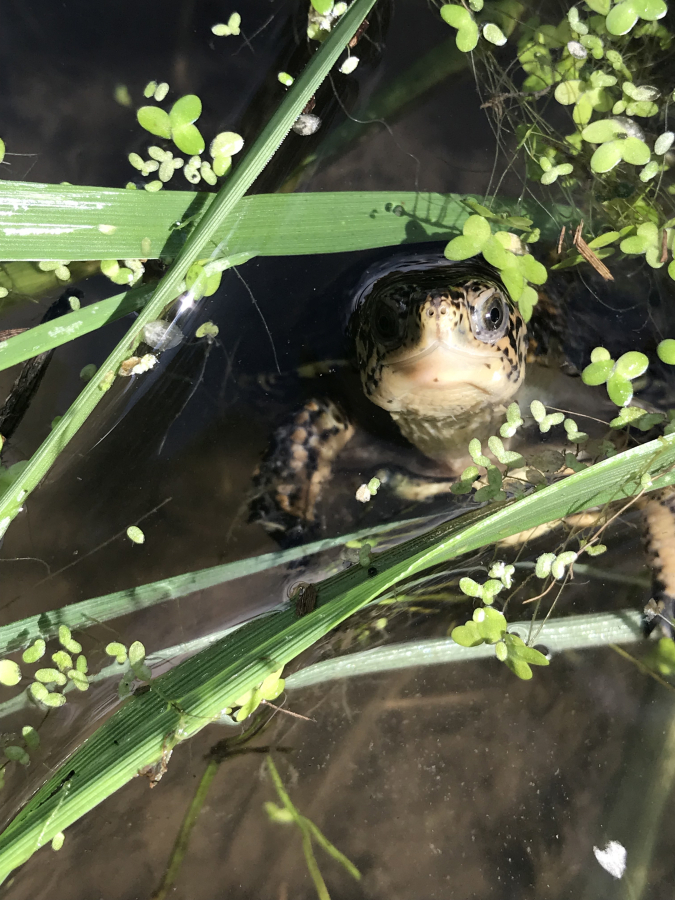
[593,841,626,879]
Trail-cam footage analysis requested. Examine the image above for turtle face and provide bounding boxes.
[350,265,527,418]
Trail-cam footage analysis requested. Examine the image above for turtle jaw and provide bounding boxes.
[366,340,524,418]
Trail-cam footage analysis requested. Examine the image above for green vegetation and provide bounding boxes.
[2,0,675,888]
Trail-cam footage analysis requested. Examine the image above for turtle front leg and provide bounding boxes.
[249,398,354,544]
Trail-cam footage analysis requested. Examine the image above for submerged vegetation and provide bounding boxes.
[2,0,675,890]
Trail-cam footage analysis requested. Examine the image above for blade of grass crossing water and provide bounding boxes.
[0,0,378,540]
[0,435,674,877]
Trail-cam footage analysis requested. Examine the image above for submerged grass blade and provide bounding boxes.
[0,0,377,541]
[0,434,674,877]
[285,609,645,690]
[0,515,433,655]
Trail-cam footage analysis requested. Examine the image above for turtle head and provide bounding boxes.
[349,259,527,419]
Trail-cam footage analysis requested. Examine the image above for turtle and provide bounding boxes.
[248,249,675,630]
[249,252,575,538]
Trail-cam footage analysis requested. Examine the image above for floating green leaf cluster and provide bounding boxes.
[132,84,244,190]
[581,346,650,405]
[451,582,550,680]
[444,209,546,319]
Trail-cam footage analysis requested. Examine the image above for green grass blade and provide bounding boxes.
[0,284,152,371]
[0,0,377,541]
[0,435,673,877]
[0,187,470,263]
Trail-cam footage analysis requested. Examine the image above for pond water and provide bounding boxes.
[1,1,675,898]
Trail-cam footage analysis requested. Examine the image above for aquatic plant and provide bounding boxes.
[1,0,675,884]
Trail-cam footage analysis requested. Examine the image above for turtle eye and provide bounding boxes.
[469,287,509,344]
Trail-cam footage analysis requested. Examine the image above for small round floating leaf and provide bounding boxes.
[582,119,628,143]
[129,641,146,668]
[614,351,649,380]
[137,106,171,139]
[444,234,482,261]
[482,23,506,45]
[621,137,650,166]
[76,654,88,673]
[551,550,577,580]
[340,56,360,74]
[105,642,127,664]
[530,400,546,422]
[67,670,89,691]
[143,80,158,98]
[606,373,633,406]
[278,72,294,87]
[605,1,639,35]
[620,235,650,254]
[28,682,47,703]
[144,181,163,192]
[655,132,674,155]
[586,543,608,556]
[52,832,65,852]
[480,236,511,269]
[463,214,491,243]
[633,0,667,19]
[171,123,205,155]
[211,131,244,157]
[0,660,21,687]
[657,339,675,365]
[212,155,232,177]
[42,691,66,708]
[640,160,660,182]
[169,94,202,127]
[154,82,169,102]
[440,4,472,28]
[554,80,582,105]
[52,651,73,673]
[22,725,39,750]
[590,141,622,173]
[58,624,82,653]
[581,359,614,385]
[505,656,533,680]
[459,576,483,598]
[22,640,45,664]
[34,668,67,686]
[4,746,29,766]
[520,254,547,284]
[195,321,219,339]
[456,19,479,52]
[127,525,145,544]
[200,163,217,186]
[451,622,484,647]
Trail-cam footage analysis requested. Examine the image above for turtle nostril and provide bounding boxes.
[426,308,434,317]
[440,306,447,315]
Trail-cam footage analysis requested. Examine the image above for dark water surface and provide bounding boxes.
[1,1,675,898]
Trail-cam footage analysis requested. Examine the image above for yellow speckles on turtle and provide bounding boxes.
[249,398,354,537]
